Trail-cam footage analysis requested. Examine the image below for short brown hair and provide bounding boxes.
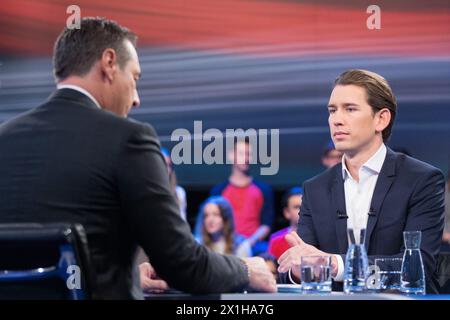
[53,17,137,81]
[334,69,397,141]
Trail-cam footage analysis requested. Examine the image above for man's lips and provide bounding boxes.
[333,132,349,138]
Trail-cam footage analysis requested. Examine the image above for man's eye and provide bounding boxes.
[328,109,335,114]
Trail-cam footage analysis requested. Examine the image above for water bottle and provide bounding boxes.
[400,231,425,294]
[343,228,369,293]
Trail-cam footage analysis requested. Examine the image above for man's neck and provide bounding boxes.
[229,168,252,187]
[344,139,383,182]
[58,76,104,108]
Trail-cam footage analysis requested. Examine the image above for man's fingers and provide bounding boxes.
[285,231,304,247]
[285,234,298,247]
[277,250,294,273]
[291,231,304,244]
[139,262,151,278]
[277,249,290,267]
[278,233,306,273]
[142,279,169,291]
[265,278,277,293]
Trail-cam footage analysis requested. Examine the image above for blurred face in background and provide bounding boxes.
[321,149,343,168]
[229,141,252,173]
[163,154,173,176]
[283,194,302,227]
[203,203,224,235]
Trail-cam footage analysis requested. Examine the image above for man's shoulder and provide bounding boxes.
[395,152,442,177]
[62,95,159,139]
[0,97,159,149]
[120,116,158,137]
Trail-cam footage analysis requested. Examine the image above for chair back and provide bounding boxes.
[0,223,97,299]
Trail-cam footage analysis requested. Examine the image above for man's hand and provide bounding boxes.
[277,231,338,281]
[139,262,169,293]
[242,257,277,293]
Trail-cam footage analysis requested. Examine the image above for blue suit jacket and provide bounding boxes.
[298,147,445,293]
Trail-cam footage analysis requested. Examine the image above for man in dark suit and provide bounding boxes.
[278,69,445,293]
[0,17,276,299]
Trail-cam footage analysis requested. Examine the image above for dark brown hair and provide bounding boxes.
[53,17,137,81]
[334,69,397,141]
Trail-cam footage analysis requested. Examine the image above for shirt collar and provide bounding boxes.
[56,84,102,109]
[342,143,387,180]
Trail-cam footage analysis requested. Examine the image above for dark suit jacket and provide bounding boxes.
[296,147,445,293]
[0,89,248,299]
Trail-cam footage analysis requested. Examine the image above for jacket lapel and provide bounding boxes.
[364,147,397,252]
[332,165,348,254]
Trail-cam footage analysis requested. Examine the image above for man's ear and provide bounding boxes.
[100,48,118,82]
[375,108,391,133]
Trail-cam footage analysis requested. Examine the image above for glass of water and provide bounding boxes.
[374,257,402,292]
[300,255,332,293]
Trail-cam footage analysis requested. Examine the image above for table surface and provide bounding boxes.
[145,289,450,300]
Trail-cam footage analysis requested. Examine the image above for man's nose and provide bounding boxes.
[330,109,344,126]
[132,90,140,108]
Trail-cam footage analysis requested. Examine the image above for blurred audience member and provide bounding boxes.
[195,196,251,258]
[267,187,303,259]
[321,140,343,169]
[161,147,187,222]
[211,139,275,256]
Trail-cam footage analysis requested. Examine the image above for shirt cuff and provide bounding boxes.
[288,268,301,285]
[333,254,344,282]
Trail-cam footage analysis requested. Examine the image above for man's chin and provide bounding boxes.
[333,141,348,153]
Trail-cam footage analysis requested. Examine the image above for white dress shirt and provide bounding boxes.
[289,143,387,284]
[334,143,387,281]
[56,84,102,109]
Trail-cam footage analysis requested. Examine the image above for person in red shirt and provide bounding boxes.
[211,139,275,256]
[268,187,303,259]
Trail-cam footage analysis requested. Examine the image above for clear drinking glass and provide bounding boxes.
[374,257,402,292]
[300,255,332,293]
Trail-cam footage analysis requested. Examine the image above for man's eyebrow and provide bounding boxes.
[327,103,359,108]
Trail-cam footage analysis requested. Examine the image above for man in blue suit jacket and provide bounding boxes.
[278,69,445,293]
